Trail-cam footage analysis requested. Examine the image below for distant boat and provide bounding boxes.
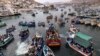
[66,32,94,56]
[19,28,29,42]
[43,45,55,56]
[84,19,91,25]
[0,20,6,28]
[97,20,100,28]
[19,21,36,27]
[90,19,97,26]
[6,25,16,33]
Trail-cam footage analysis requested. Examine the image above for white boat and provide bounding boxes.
[43,45,55,56]
[90,19,97,26]
[97,20,100,27]
[97,22,100,28]
[66,32,93,56]
[84,19,91,25]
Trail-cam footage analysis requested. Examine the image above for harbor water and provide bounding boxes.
[0,6,100,56]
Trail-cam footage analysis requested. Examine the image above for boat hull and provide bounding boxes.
[66,40,93,56]
[0,36,14,47]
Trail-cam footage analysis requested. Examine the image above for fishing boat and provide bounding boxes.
[6,25,16,33]
[68,12,76,16]
[19,28,29,42]
[58,19,65,27]
[43,10,49,14]
[43,45,55,56]
[66,32,93,56]
[32,13,35,17]
[46,24,61,47]
[0,33,14,47]
[27,32,44,56]
[19,21,28,26]
[38,21,45,27]
[0,20,6,28]
[61,13,64,18]
[69,24,79,33]
[46,15,53,20]
[97,19,100,28]
[79,19,85,24]
[19,21,35,27]
[97,22,100,28]
[84,19,91,25]
[90,19,97,26]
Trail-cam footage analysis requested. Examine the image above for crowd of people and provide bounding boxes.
[26,33,44,56]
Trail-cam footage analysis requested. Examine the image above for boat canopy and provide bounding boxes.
[74,32,92,48]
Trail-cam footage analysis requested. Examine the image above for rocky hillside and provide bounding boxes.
[0,0,42,9]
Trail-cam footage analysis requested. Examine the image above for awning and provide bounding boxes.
[74,36,91,48]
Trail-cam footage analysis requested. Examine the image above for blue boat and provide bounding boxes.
[6,25,16,33]
[19,28,29,42]
[19,21,36,27]
[0,33,14,47]
[43,45,55,56]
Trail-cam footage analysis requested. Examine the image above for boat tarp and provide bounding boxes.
[74,36,91,48]
[74,32,92,48]
[76,32,92,41]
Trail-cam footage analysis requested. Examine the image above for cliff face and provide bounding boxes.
[0,0,42,9]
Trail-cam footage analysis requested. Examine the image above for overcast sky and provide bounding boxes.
[35,0,72,3]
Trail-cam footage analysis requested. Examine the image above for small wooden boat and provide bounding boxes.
[19,28,29,42]
[61,13,64,18]
[43,10,49,14]
[38,22,45,27]
[75,19,81,24]
[6,25,16,33]
[68,13,76,16]
[0,21,6,28]
[43,45,55,56]
[19,21,36,27]
[13,13,21,16]
[27,32,44,56]
[97,22,100,28]
[32,13,35,17]
[58,19,65,27]
[90,19,97,26]
[46,15,53,20]
[79,19,85,24]
[46,24,61,47]
[84,19,91,25]
[66,32,93,56]
[0,33,14,47]
[96,19,100,28]
[69,25,79,33]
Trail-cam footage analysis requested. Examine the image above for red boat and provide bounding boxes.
[46,25,61,47]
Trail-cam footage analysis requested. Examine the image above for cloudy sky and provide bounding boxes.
[35,0,72,3]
